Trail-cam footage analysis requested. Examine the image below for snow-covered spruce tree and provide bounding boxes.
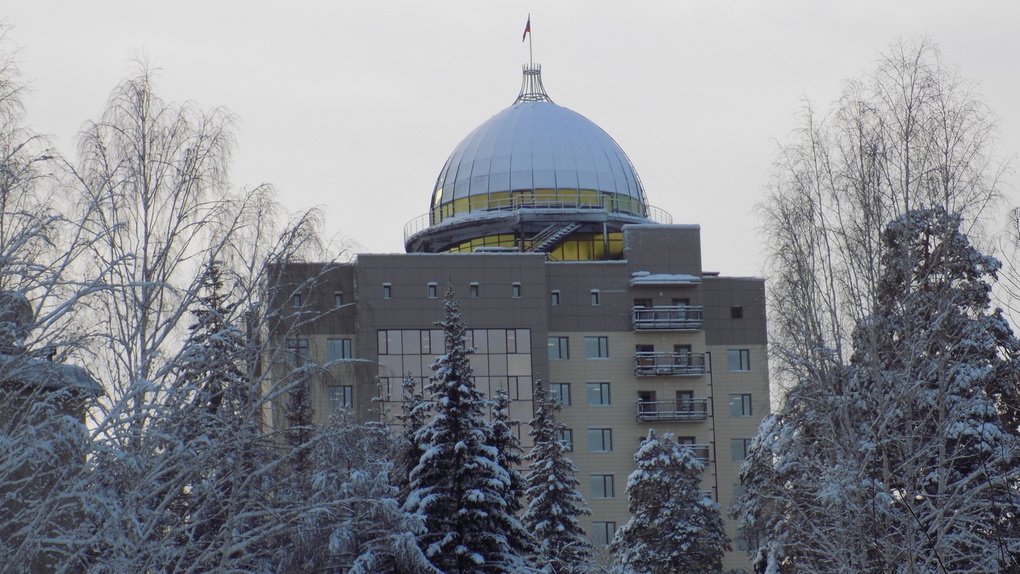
[611,429,728,574]
[275,411,438,574]
[522,379,595,574]
[489,387,537,559]
[78,262,280,572]
[851,207,1020,572]
[396,371,428,504]
[736,208,1020,574]
[403,287,527,574]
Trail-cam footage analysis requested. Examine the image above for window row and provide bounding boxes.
[384,282,524,300]
[549,289,604,306]
[286,338,353,365]
[550,336,753,372]
[379,329,531,355]
[552,427,756,463]
[291,291,345,308]
[544,427,610,453]
[550,382,752,417]
[548,336,609,359]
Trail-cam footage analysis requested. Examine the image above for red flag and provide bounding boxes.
[522,16,531,42]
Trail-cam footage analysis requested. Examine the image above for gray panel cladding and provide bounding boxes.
[701,276,767,346]
[622,224,702,275]
[268,261,357,337]
[546,261,633,332]
[353,253,552,380]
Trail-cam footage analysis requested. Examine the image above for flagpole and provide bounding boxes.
[528,13,533,66]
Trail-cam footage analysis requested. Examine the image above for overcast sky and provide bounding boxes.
[4,2,1019,277]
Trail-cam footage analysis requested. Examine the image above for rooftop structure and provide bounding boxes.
[405,65,670,259]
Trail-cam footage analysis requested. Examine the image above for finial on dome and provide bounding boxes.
[515,64,553,104]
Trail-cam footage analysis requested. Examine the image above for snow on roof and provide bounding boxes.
[630,271,702,286]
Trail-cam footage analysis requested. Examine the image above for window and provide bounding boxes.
[729,393,753,417]
[732,438,753,462]
[327,338,352,361]
[584,336,609,359]
[591,474,615,498]
[287,339,309,366]
[505,329,518,353]
[328,385,353,410]
[731,305,744,319]
[549,383,571,406]
[427,282,438,298]
[512,282,521,298]
[550,290,560,306]
[634,298,652,308]
[727,349,751,371]
[586,382,611,406]
[590,289,600,306]
[588,428,613,452]
[592,522,617,546]
[470,282,479,298]
[548,336,569,360]
[333,290,343,307]
[558,428,574,451]
[383,283,392,299]
[292,293,302,307]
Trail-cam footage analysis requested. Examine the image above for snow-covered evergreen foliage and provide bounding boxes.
[396,371,428,504]
[277,411,439,574]
[77,262,279,571]
[522,379,595,574]
[489,387,537,558]
[736,208,1020,574]
[403,287,527,574]
[612,429,728,574]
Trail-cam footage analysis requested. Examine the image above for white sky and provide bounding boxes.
[4,1,1020,277]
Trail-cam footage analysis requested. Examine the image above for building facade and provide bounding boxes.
[271,65,768,571]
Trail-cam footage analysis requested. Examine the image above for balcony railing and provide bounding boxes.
[636,399,708,422]
[634,352,707,376]
[632,305,704,331]
[683,444,711,464]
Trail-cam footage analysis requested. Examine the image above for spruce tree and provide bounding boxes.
[736,208,1020,573]
[489,388,537,558]
[395,371,428,504]
[611,429,728,574]
[522,379,594,574]
[403,287,525,574]
[848,207,1020,572]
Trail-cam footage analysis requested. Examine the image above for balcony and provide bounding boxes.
[632,305,703,331]
[636,399,709,422]
[634,351,707,376]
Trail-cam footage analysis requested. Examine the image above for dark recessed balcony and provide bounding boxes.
[634,352,707,376]
[632,305,703,331]
[636,398,709,422]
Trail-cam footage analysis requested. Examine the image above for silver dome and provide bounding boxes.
[430,100,647,213]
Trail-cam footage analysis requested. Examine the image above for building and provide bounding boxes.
[271,64,768,570]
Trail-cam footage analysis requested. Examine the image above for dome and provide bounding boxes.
[404,65,669,260]
[430,99,647,216]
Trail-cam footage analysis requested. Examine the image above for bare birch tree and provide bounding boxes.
[760,37,1007,388]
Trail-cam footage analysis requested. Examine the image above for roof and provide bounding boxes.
[429,96,647,210]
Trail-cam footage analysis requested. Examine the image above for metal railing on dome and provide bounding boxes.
[403,194,673,243]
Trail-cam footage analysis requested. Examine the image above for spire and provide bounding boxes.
[515,64,553,104]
